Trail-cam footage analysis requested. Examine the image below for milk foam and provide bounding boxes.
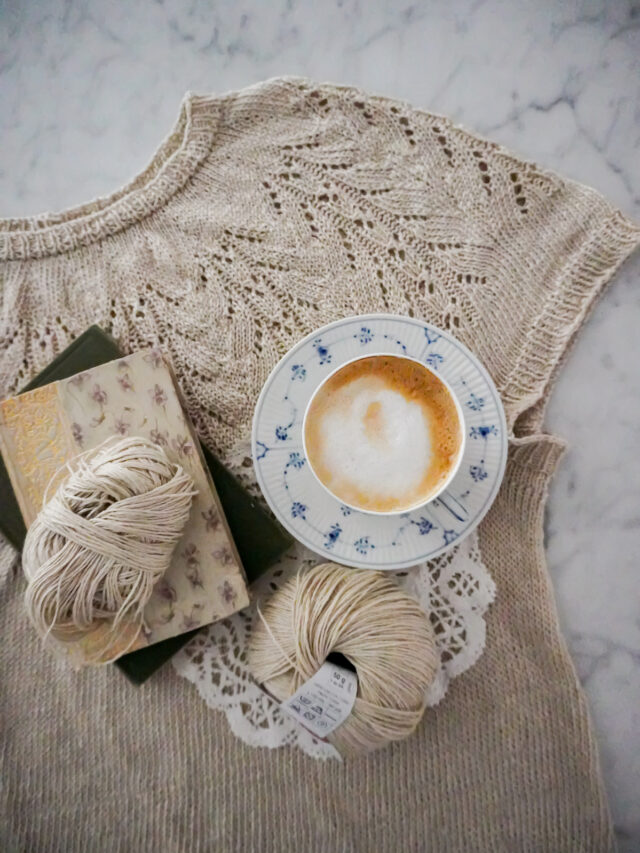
[315,377,431,501]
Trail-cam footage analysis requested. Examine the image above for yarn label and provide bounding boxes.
[281,661,357,738]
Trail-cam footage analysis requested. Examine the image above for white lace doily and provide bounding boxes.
[173,438,495,760]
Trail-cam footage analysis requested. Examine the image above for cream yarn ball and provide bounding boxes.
[249,562,439,755]
[22,436,196,662]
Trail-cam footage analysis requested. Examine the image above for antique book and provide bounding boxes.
[0,346,251,666]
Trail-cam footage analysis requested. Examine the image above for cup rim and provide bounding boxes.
[301,352,467,516]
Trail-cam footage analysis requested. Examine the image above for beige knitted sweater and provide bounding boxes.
[1,78,638,852]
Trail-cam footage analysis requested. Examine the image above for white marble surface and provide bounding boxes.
[1,0,638,846]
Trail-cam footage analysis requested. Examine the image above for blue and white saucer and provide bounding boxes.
[252,315,507,570]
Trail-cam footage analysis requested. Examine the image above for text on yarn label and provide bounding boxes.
[281,661,357,737]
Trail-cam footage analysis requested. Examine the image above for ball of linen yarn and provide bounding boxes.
[249,562,438,755]
[22,436,196,663]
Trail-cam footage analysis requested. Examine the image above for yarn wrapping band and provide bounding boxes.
[249,562,439,755]
[22,436,197,663]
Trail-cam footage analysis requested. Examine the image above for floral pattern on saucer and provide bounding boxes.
[252,315,508,570]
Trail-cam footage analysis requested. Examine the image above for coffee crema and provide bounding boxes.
[304,355,463,513]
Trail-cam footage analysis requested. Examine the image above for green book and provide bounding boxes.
[0,326,291,683]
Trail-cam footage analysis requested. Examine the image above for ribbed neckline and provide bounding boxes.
[0,93,220,262]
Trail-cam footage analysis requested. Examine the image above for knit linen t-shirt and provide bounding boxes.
[0,78,638,852]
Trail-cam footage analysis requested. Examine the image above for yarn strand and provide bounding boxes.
[22,436,197,664]
[249,562,438,755]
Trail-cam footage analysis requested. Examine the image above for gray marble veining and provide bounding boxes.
[1,0,638,847]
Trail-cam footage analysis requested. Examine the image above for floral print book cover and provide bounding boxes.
[0,347,249,661]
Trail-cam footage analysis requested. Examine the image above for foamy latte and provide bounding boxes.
[303,355,464,513]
